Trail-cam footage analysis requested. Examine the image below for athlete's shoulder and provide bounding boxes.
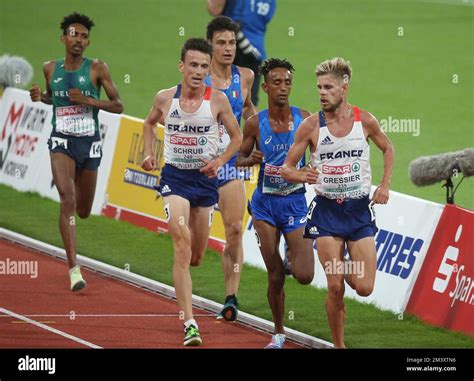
[303,112,320,128]
[236,66,255,83]
[358,107,380,129]
[43,60,56,73]
[244,112,260,134]
[156,86,176,99]
[293,106,311,120]
[246,111,260,125]
[210,86,228,103]
[154,86,176,106]
[90,59,111,75]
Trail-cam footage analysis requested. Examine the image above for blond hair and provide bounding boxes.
[315,57,352,83]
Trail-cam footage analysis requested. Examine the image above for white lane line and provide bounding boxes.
[0,313,212,318]
[0,307,102,349]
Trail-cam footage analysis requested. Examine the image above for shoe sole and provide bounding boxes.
[72,280,87,292]
[221,304,238,322]
[183,337,202,346]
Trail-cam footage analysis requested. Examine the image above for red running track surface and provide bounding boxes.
[0,239,301,349]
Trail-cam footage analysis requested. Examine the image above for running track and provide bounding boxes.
[0,239,301,349]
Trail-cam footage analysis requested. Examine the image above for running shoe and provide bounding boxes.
[183,324,202,346]
[69,265,86,292]
[216,294,238,321]
[265,334,286,349]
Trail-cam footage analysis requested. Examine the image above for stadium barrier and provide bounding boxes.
[406,204,473,337]
[0,87,119,215]
[243,185,445,314]
[1,88,472,336]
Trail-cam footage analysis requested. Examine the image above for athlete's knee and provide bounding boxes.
[355,282,374,297]
[59,191,75,211]
[291,256,314,285]
[294,270,314,285]
[268,270,285,290]
[327,281,345,299]
[76,207,91,219]
[173,234,191,260]
[174,248,192,268]
[224,220,243,243]
[190,250,205,267]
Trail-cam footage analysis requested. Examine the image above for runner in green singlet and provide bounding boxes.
[30,13,123,291]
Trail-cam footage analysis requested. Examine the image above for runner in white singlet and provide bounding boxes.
[281,58,394,348]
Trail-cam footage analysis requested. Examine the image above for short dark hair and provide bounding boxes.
[180,38,213,62]
[206,16,239,41]
[60,12,95,35]
[259,58,295,81]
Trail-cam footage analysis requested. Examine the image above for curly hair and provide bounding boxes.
[60,12,95,35]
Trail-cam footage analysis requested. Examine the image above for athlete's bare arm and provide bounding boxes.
[30,61,55,105]
[68,60,123,114]
[361,110,394,204]
[300,109,312,120]
[207,0,226,16]
[239,66,257,121]
[202,90,242,177]
[237,113,263,167]
[141,89,172,171]
[281,114,319,184]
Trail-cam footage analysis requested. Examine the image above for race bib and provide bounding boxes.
[56,105,95,137]
[89,141,102,158]
[262,163,303,195]
[217,123,230,155]
[50,137,68,150]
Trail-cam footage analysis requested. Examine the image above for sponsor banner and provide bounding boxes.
[103,114,255,246]
[0,88,51,190]
[104,115,166,224]
[406,204,474,336]
[243,185,444,313]
[0,87,120,214]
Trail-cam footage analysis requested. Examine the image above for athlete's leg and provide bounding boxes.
[253,219,285,334]
[346,237,377,297]
[75,168,98,219]
[189,205,214,267]
[283,227,314,285]
[218,179,246,296]
[50,152,77,269]
[163,195,193,321]
[317,236,347,348]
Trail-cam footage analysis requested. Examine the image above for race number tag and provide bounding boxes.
[369,201,376,222]
[56,105,95,136]
[50,137,68,150]
[217,123,230,155]
[262,163,303,195]
[164,203,170,222]
[89,141,102,158]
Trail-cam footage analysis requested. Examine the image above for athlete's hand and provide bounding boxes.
[200,158,222,178]
[301,165,319,184]
[246,149,264,166]
[372,184,389,204]
[69,88,90,105]
[30,84,42,102]
[141,154,157,171]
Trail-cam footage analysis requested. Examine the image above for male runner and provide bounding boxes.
[30,13,123,291]
[205,16,256,321]
[141,38,242,346]
[207,0,276,105]
[239,58,315,349]
[282,57,394,348]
